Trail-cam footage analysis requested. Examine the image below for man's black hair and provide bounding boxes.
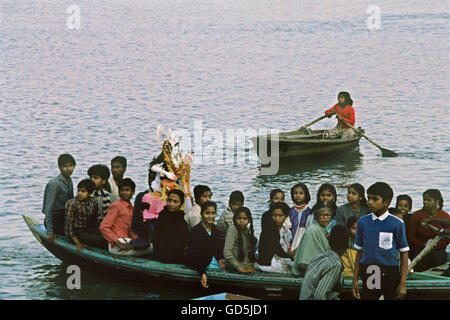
[193,185,212,203]
[87,164,110,181]
[111,156,127,169]
[229,190,244,204]
[58,154,76,167]
[367,182,394,202]
[118,177,135,191]
[329,225,349,254]
[77,179,95,194]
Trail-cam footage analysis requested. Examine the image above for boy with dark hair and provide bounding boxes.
[64,179,107,252]
[185,185,212,230]
[100,178,151,256]
[87,164,111,222]
[352,182,409,300]
[300,225,349,300]
[42,154,76,242]
[108,156,127,203]
[216,191,245,242]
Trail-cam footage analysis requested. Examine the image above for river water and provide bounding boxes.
[0,0,449,299]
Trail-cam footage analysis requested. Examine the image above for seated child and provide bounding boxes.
[292,202,332,276]
[100,178,152,256]
[186,201,226,288]
[132,172,173,243]
[87,164,111,223]
[395,194,413,231]
[223,207,257,274]
[312,184,338,234]
[185,185,212,230]
[260,188,285,228]
[153,189,189,264]
[336,183,370,227]
[353,182,409,300]
[341,216,358,278]
[42,153,76,241]
[65,179,107,252]
[407,189,449,272]
[300,225,349,300]
[256,202,293,273]
[216,191,245,244]
[289,183,312,253]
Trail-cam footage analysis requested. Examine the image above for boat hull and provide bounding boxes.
[251,129,362,160]
[23,215,450,299]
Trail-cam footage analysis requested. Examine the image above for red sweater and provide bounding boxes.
[100,199,138,247]
[407,209,450,250]
[325,103,355,128]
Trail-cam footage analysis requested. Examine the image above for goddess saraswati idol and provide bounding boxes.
[147,126,194,213]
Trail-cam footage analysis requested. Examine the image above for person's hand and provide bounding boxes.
[218,259,226,270]
[396,281,407,299]
[336,114,343,120]
[116,241,132,251]
[76,242,85,253]
[352,278,360,299]
[289,248,297,260]
[48,234,57,243]
[164,171,177,181]
[201,273,209,288]
[240,267,256,274]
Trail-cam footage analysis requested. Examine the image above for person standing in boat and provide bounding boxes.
[42,154,76,242]
[324,91,356,138]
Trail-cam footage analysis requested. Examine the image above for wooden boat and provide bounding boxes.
[251,128,362,160]
[23,215,450,299]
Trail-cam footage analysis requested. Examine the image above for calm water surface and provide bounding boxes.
[0,0,449,299]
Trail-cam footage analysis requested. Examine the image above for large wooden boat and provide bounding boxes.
[251,128,362,160]
[24,215,450,299]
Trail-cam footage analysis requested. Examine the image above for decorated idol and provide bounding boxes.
[148,126,193,212]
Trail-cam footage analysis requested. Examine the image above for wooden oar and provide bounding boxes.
[338,117,398,157]
[299,111,336,131]
[408,222,450,273]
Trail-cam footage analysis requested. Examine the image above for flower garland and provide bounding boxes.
[161,140,193,206]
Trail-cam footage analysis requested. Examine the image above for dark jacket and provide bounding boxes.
[257,221,290,266]
[131,190,150,239]
[260,209,271,229]
[186,222,223,275]
[153,206,189,264]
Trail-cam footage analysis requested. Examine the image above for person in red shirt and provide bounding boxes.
[324,92,356,138]
[407,189,450,272]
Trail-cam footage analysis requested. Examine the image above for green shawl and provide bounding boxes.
[292,220,330,276]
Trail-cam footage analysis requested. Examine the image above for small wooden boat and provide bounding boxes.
[251,128,362,160]
[23,215,450,299]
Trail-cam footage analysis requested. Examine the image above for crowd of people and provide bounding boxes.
[42,152,449,300]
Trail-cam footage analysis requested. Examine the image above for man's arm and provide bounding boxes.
[397,251,408,299]
[352,250,362,299]
[43,182,58,235]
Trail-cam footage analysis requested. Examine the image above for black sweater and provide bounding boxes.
[257,221,290,266]
[153,206,189,264]
[186,222,223,275]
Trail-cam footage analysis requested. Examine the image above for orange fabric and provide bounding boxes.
[100,199,138,246]
[325,103,355,128]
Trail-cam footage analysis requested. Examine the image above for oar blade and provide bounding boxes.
[381,148,398,157]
